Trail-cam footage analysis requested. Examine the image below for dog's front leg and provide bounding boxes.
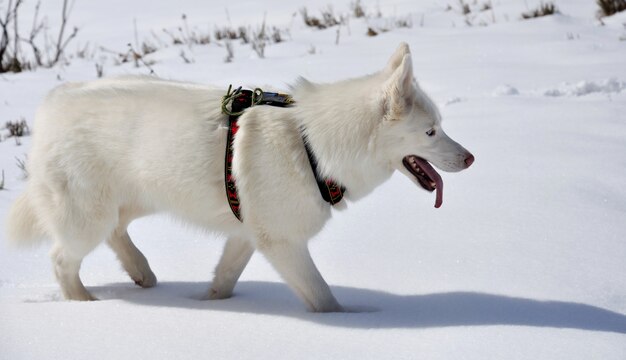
[207,236,255,300]
[257,236,342,312]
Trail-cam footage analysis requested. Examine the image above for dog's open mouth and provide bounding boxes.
[402,155,443,208]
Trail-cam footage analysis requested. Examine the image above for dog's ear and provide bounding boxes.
[388,53,414,97]
[383,53,414,120]
[385,42,411,73]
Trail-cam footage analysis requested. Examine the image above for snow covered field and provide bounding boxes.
[1,0,625,359]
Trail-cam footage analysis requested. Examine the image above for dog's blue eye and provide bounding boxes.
[426,129,436,137]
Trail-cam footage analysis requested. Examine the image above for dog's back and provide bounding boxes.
[7,77,239,247]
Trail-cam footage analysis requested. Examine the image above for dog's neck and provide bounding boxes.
[292,75,394,201]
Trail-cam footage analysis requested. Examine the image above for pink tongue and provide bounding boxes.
[414,157,444,208]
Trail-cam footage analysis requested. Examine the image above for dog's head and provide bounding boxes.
[376,43,474,208]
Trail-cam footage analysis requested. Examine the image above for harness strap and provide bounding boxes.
[224,90,252,222]
[223,86,344,222]
[302,137,346,205]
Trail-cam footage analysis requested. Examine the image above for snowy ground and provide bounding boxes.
[1,0,626,359]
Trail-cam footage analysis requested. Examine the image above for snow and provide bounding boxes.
[493,84,520,96]
[1,0,626,359]
[541,77,626,97]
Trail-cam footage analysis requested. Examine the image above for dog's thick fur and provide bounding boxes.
[6,43,472,311]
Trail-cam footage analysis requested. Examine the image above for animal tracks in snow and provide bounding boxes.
[446,78,624,107]
[541,78,626,97]
[492,78,625,98]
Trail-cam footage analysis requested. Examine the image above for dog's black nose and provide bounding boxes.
[465,153,475,167]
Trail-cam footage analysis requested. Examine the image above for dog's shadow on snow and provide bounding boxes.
[91,281,626,334]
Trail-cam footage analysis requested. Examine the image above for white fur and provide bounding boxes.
[5,43,472,311]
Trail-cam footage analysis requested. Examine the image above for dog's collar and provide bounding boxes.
[223,86,345,222]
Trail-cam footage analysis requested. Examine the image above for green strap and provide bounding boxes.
[222,84,264,116]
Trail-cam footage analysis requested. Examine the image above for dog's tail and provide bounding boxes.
[5,191,46,246]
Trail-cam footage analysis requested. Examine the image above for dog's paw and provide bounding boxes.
[205,287,233,300]
[83,293,99,301]
[132,270,157,288]
[339,305,379,313]
[309,301,345,313]
[64,290,99,301]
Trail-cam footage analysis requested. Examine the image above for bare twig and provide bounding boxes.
[181,14,191,46]
[12,0,21,67]
[23,1,45,66]
[251,14,267,59]
[597,0,626,17]
[179,49,193,64]
[521,2,557,19]
[162,28,183,44]
[95,61,103,77]
[351,0,365,18]
[224,40,234,63]
[15,155,28,179]
[1,0,78,72]
[127,43,155,75]
[51,0,78,65]
[0,0,17,72]
[5,118,29,137]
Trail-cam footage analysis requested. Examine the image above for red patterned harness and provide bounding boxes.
[223,87,345,222]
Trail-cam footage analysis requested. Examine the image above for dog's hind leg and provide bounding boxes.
[50,241,99,301]
[257,236,342,312]
[47,206,111,301]
[42,184,112,301]
[107,210,156,288]
[207,236,254,300]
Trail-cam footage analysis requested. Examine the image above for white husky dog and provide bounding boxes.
[6,43,473,312]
